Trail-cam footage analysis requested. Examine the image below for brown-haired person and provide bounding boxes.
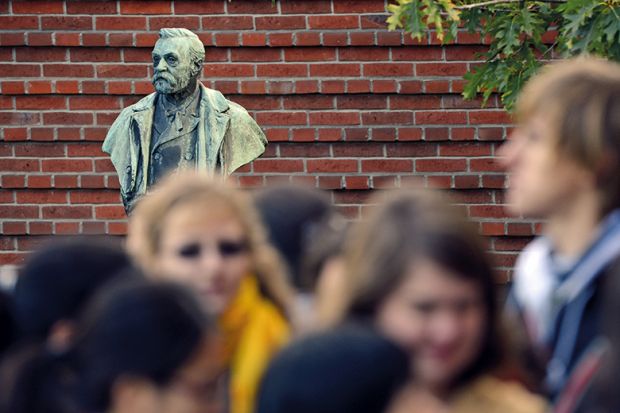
[339,188,547,413]
[500,58,620,402]
[127,172,294,413]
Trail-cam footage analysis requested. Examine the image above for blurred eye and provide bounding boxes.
[218,240,248,257]
[178,243,201,259]
[412,301,437,315]
[166,55,178,65]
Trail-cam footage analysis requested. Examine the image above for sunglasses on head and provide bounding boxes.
[177,240,249,259]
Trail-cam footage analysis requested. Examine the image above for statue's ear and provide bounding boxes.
[192,58,204,77]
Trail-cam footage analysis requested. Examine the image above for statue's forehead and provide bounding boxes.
[153,38,188,56]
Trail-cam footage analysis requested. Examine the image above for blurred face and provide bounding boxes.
[499,112,596,219]
[152,38,196,95]
[155,202,252,315]
[114,337,223,413]
[376,258,486,390]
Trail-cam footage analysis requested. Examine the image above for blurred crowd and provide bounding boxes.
[0,57,619,413]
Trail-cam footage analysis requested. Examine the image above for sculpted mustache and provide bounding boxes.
[153,73,176,83]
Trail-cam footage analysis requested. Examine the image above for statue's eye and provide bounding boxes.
[166,56,178,65]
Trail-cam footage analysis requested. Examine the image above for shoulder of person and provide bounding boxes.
[453,375,549,413]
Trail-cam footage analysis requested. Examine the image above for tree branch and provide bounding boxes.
[456,0,566,9]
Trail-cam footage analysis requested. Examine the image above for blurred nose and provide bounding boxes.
[497,130,523,171]
[430,311,461,345]
[155,58,167,72]
[198,248,225,280]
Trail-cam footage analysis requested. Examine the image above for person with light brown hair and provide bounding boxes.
[127,171,293,413]
[338,187,546,413]
[500,58,620,401]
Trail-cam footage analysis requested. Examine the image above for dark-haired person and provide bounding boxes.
[339,188,546,413]
[1,279,220,413]
[12,237,134,350]
[257,325,408,413]
[500,58,620,400]
[127,172,292,413]
[254,183,349,334]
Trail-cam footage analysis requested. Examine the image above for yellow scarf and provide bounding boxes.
[218,275,290,413]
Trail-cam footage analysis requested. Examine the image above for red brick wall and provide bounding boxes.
[0,0,531,280]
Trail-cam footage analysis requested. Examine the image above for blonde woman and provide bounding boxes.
[127,172,294,413]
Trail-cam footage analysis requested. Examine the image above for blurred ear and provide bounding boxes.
[47,320,75,352]
[110,375,158,413]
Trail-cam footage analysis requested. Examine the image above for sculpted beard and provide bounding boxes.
[152,66,193,95]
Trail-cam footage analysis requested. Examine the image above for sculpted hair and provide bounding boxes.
[127,172,294,313]
[516,58,620,215]
[158,28,205,66]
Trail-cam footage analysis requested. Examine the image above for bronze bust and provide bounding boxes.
[102,28,267,213]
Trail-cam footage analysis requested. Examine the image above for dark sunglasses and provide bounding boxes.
[177,240,249,259]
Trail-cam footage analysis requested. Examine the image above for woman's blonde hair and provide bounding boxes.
[127,172,294,312]
[516,58,620,215]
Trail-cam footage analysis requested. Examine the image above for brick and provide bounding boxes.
[425,80,450,93]
[310,111,359,125]
[371,128,396,141]
[0,64,41,77]
[16,47,66,62]
[27,175,52,188]
[339,47,389,61]
[70,191,121,204]
[231,48,281,62]
[41,16,92,30]
[26,33,52,46]
[27,80,53,94]
[42,206,92,219]
[264,129,288,141]
[320,80,345,93]
[372,80,397,93]
[0,112,40,126]
[108,222,128,235]
[253,159,304,173]
[283,95,333,110]
[364,63,413,77]
[390,95,441,110]
[333,0,385,13]
[362,159,413,173]
[30,127,55,141]
[416,111,467,125]
[268,33,294,47]
[82,222,106,234]
[2,175,26,188]
[0,33,26,46]
[43,112,93,125]
[14,143,65,157]
[96,16,147,31]
[347,79,371,93]
[55,222,80,234]
[281,0,331,13]
[337,95,386,110]
[470,158,503,172]
[392,47,443,61]
[284,48,336,62]
[0,159,40,172]
[80,175,106,188]
[362,111,412,125]
[94,159,115,172]
[2,81,25,94]
[42,159,93,173]
[0,205,39,219]
[44,64,94,78]
[0,16,39,29]
[54,33,81,46]
[307,159,358,173]
[3,222,27,235]
[12,0,63,13]
[256,16,306,30]
[69,96,121,110]
[469,205,506,219]
[294,80,319,93]
[469,111,512,125]
[350,32,375,46]
[241,33,267,46]
[240,81,266,95]
[291,128,316,142]
[322,32,347,46]
[120,0,171,14]
[82,81,106,94]
[67,0,117,14]
[56,127,81,140]
[257,64,307,78]
[149,16,200,30]
[3,128,27,141]
[96,64,147,78]
[308,15,359,29]
[29,222,53,235]
[174,1,224,14]
[256,111,307,125]
[16,96,66,110]
[16,190,67,204]
[310,63,360,77]
[227,0,277,13]
[416,63,468,76]
[416,159,467,172]
[279,143,330,157]
[71,48,121,62]
[361,14,390,29]
[377,32,402,46]
[294,32,322,46]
